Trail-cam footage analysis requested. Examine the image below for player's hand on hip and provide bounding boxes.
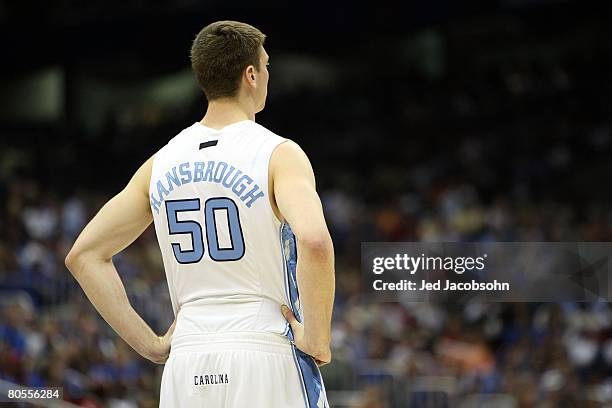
[281,305,331,367]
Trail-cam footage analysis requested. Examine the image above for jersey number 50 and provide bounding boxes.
[165,197,245,263]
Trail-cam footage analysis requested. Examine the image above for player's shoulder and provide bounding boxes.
[275,140,308,160]
[152,123,195,153]
[151,124,199,168]
[157,123,209,159]
[244,121,307,152]
[243,120,288,144]
[168,122,201,145]
[269,135,309,172]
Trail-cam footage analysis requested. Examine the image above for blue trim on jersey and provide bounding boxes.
[280,222,301,341]
[291,345,309,408]
[282,223,301,320]
[293,345,328,408]
[280,223,292,309]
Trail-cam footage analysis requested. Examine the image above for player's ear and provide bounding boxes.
[245,65,256,87]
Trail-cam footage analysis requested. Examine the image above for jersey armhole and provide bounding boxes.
[267,139,290,224]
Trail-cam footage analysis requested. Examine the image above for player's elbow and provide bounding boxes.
[297,232,334,258]
[64,248,82,275]
[66,245,111,275]
[65,246,95,276]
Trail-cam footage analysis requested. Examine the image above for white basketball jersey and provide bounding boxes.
[149,120,295,337]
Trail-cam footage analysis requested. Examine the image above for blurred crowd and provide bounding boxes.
[2,12,612,407]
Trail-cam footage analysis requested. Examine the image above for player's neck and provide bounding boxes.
[200,98,255,130]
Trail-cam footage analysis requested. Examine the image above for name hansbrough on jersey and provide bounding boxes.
[149,120,297,338]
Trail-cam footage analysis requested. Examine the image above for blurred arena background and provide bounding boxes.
[1,0,612,406]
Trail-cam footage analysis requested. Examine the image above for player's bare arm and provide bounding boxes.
[272,140,335,366]
[65,156,177,364]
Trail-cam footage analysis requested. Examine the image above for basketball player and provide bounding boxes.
[65,21,335,407]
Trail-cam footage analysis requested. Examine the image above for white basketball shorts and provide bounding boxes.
[159,331,329,407]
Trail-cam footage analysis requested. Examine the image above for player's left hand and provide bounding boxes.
[281,305,331,367]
